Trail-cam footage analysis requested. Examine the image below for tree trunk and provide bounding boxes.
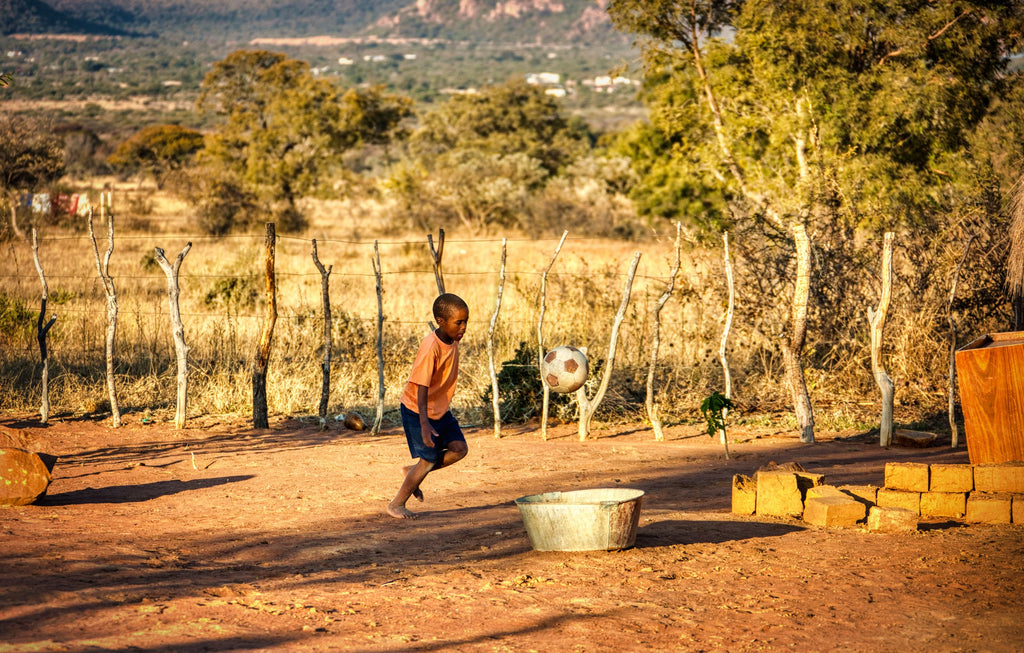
[869,232,896,447]
[785,221,815,442]
[538,231,568,440]
[311,239,332,431]
[31,229,56,424]
[578,252,642,441]
[252,223,276,429]
[487,239,507,438]
[646,223,681,442]
[154,242,192,429]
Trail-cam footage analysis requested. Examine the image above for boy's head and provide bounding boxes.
[433,293,468,323]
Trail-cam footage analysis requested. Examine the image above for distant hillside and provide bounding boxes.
[31,0,625,45]
[1,0,134,35]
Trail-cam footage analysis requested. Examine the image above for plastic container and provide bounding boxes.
[514,488,644,551]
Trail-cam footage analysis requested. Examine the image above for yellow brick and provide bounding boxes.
[1013,495,1024,525]
[732,474,756,515]
[755,471,804,518]
[867,506,918,533]
[973,463,1024,494]
[839,485,878,509]
[884,462,929,492]
[965,493,1012,524]
[919,492,966,518]
[876,488,920,514]
[803,495,866,528]
[929,464,974,493]
[805,485,848,501]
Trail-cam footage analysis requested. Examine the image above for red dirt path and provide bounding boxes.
[1,414,1022,652]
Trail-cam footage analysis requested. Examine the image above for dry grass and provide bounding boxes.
[0,183,987,433]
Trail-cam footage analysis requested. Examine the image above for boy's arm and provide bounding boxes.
[417,384,437,448]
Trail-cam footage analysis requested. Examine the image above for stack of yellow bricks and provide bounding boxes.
[732,461,1024,533]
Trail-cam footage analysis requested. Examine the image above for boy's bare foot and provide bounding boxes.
[401,465,424,502]
[387,503,416,519]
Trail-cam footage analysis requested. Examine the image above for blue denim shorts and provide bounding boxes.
[400,404,465,464]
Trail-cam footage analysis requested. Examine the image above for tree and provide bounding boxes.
[197,50,349,230]
[411,78,590,176]
[108,124,204,188]
[608,0,1024,442]
[0,115,64,238]
[339,85,414,164]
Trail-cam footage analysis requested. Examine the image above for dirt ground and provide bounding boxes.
[1,412,1022,653]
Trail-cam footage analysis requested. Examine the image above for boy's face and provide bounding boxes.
[436,307,469,344]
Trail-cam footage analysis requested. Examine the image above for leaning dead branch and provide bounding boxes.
[577,251,642,441]
[538,230,568,440]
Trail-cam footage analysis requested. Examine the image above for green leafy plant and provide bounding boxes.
[700,391,734,459]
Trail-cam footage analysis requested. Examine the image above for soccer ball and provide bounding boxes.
[541,345,589,393]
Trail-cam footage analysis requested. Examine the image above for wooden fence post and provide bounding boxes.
[89,207,121,427]
[868,232,895,447]
[372,241,385,435]
[646,223,681,442]
[311,238,332,431]
[154,241,192,429]
[31,228,57,424]
[538,230,568,440]
[487,238,507,438]
[947,236,975,448]
[577,251,642,441]
[253,223,277,429]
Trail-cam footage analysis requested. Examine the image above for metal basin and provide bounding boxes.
[514,488,644,551]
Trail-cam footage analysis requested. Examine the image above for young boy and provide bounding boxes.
[387,293,470,519]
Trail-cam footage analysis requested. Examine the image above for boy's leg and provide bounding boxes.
[430,411,468,471]
[388,457,434,519]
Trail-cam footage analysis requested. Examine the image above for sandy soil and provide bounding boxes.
[1,413,1022,652]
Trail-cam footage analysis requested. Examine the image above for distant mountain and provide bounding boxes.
[1,0,135,35]
[26,0,624,45]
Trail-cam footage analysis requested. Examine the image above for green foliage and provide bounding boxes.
[197,50,347,228]
[699,391,733,439]
[108,124,204,188]
[411,78,591,176]
[189,174,261,236]
[0,114,65,196]
[0,290,35,346]
[203,275,259,311]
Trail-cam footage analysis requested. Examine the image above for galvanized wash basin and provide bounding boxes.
[514,488,644,551]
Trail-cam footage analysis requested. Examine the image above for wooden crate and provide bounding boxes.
[955,332,1024,464]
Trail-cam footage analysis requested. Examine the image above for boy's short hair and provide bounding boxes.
[433,293,468,321]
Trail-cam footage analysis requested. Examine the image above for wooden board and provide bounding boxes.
[955,332,1024,464]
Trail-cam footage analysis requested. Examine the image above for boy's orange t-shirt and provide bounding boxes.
[400,331,460,419]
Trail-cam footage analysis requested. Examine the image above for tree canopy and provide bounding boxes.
[0,114,64,197]
[108,124,204,188]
